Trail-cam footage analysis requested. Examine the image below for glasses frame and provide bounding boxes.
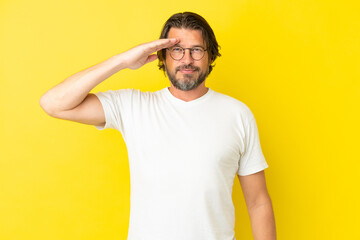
[166,46,208,61]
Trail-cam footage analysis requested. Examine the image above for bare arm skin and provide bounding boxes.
[39,38,180,126]
[238,170,277,240]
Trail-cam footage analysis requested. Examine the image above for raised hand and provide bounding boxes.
[120,38,180,70]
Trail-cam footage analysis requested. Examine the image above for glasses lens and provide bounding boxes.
[191,48,204,60]
[170,47,183,60]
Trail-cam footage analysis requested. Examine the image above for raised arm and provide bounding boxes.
[238,170,277,240]
[39,38,180,126]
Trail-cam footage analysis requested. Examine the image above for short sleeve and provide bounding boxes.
[237,115,269,176]
[93,89,134,137]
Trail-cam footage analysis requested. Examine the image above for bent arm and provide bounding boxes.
[238,170,276,240]
[39,38,179,118]
[39,54,126,115]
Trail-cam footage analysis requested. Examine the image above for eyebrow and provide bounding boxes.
[173,43,205,48]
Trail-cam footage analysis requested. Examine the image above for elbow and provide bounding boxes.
[39,95,55,117]
[248,193,272,212]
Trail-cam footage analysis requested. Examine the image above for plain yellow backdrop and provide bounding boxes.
[1,0,359,239]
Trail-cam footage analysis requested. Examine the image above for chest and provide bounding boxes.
[129,107,245,182]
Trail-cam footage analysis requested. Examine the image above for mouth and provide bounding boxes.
[180,69,196,74]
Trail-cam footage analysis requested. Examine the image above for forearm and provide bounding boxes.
[248,199,276,240]
[40,53,126,114]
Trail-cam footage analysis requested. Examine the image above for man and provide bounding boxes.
[40,12,276,240]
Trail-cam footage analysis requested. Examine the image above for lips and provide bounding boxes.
[180,69,196,73]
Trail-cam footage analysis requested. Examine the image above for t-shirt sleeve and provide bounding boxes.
[93,89,134,137]
[237,115,269,176]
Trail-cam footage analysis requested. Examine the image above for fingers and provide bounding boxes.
[146,38,180,54]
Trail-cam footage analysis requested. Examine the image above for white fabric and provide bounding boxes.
[94,87,268,240]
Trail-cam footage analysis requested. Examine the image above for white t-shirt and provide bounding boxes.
[94,87,268,240]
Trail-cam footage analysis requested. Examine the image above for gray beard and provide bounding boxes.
[165,67,208,91]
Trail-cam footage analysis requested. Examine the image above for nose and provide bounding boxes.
[181,49,194,65]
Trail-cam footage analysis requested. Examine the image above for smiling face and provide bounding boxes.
[164,28,211,91]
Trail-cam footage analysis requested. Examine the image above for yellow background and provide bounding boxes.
[1,0,359,239]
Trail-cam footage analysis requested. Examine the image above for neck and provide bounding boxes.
[168,83,209,102]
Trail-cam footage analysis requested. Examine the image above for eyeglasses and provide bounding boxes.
[166,46,207,61]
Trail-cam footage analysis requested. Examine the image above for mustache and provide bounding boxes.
[176,65,199,72]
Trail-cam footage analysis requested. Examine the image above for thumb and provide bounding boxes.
[145,54,158,64]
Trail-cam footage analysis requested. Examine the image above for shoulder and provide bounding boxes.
[211,90,255,121]
[108,88,166,105]
[104,88,154,98]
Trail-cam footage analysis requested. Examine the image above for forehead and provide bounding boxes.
[167,28,206,48]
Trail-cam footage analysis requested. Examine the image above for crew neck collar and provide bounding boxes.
[162,87,213,106]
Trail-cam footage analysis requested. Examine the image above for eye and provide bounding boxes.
[172,47,182,52]
[192,47,202,52]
